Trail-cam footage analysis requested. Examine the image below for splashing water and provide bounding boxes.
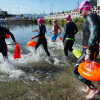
[0,24,82,82]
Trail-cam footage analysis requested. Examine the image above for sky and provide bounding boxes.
[0,0,90,14]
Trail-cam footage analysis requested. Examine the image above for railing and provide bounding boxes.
[44,10,100,19]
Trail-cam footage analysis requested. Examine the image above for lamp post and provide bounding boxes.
[77,1,79,9]
[18,6,20,15]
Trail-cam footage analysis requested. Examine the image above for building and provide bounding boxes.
[89,0,97,7]
[97,0,100,7]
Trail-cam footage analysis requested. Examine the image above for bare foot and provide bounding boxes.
[81,86,91,93]
[86,87,99,99]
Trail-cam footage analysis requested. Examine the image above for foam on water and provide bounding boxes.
[0,37,82,80]
[0,59,25,79]
[7,38,64,65]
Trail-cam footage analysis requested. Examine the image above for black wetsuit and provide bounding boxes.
[73,13,100,89]
[0,26,16,57]
[63,21,78,57]
[34,24,50,56]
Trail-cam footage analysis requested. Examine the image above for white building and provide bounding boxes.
[97,0,100,7]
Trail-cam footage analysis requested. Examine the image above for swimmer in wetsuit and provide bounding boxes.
[50,20,61,42]
[0,26,17,60]
[31,18,50,57]
[73,1,100,99]
[62,14,78,57]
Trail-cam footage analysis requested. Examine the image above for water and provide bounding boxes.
[0,23,85,100]
[0,23,83,79]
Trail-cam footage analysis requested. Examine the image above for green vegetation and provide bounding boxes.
[20,14,24,17]
[43,17,83,30]
[2,11,8,17]
[44,17,85,26]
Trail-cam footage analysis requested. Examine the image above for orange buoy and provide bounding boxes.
[78,61,100,81]
[14,44,21,59]
[27,41,37,47]
[5,34,10,39]
[59,37,62,41]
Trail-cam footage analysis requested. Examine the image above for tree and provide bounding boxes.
[2,11,8,17]
[20,14,23,17]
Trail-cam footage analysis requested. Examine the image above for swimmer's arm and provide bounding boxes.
[32,30,38,32]
[8,32,17,45]
[30,35,39,40]
[62,33,67,42]
[58,27,61,35]
[87,16,98,50]
[62,24,68,42]
[9,33,17,45]
[5,28,17,44]
[51,25,56,34]
[85,16,98,62]
[49,31,55,34]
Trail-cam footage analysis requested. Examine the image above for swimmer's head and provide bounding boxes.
[65,14,71,20]
[53,20,57,24]
[37,18,43,24]
[78,1,91,14]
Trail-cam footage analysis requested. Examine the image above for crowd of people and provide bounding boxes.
[0,1,100,99]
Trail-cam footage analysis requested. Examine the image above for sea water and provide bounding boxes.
[0,23,82,80]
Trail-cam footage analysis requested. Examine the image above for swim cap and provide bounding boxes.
[78,1,91,11]
[65,14,71,20]
[37,18,43,24]
[53,20,57,23]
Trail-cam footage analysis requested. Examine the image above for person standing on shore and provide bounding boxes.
[0,26,17,61]
[62,14,78,58]
[31,18,50,57]
[73,1,100,99]
[50,20,61,42]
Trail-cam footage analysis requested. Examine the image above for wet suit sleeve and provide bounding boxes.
[34,25,46,37]
[57,25,61,31]
[87,15,99,50]
[33,26,41,38]
[5,28,16,42]
[62,23,69,42]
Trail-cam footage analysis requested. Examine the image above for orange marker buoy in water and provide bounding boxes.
[5,34,10,39]
[27,41,37,47]
[14,44,21,59]
[78,61,100,81]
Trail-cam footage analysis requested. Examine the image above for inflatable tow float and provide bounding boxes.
[14,44,21,59]
[5,34,10,39]
[78,61,100,81]
[27,41,37,47]
[59,37,62,41]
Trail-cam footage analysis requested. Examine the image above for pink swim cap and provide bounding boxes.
[53,20,57,23]
[37,18,43,24]
[78,1,91,11]
[65,14,71,20]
